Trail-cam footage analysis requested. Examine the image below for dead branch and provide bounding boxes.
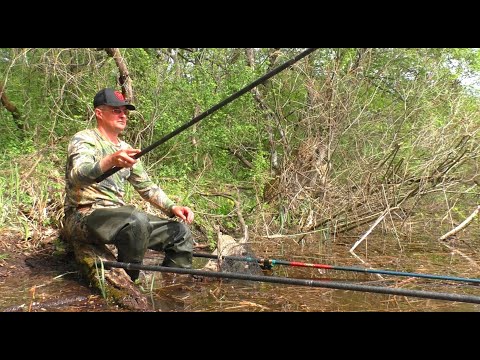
[439,205,480,241]
[0,81,23,133]
[235,188,248,243]
[350,207,398,254]
[102,48,133,102]
[22,154,44,183]
[218,146,253,169]
[198,191,248,240]
[440,242,480,270]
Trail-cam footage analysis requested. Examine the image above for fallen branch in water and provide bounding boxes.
[438,205,480,241]
[350,207,398,254]
[438,205,480,270]
[440,242,480,270]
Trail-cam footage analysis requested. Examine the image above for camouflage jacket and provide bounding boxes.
[64,128,175,217]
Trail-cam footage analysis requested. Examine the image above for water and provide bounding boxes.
[1,232,480,312]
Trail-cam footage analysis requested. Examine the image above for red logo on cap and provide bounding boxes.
[114,91,125,101]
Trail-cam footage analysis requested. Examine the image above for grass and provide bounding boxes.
[94,257,107,299]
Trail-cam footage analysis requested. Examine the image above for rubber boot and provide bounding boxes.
[125,261,141,282]
[161,253,192,268]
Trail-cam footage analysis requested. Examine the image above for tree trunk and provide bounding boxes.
[102,48,133,102]
[71,241,152,311]
[0,81,24,135]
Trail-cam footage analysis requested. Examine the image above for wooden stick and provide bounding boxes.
[438,205,480,241]
[440,242,480,270]
[350,207,398,254]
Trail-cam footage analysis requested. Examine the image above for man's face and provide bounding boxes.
[96,106,129,133]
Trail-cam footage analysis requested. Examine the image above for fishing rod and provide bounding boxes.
[96,48,318,183]
[101,260,480,305]
[193,252,480,285]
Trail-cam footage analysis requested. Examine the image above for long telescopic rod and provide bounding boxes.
[96,48,318,183]
[193,252,480,285]
[101,260,480,305]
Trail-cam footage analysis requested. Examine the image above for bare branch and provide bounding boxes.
[103,48,133,102]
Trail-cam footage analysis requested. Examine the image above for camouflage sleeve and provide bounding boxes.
[128,161,176,216]
[68,132,104,186]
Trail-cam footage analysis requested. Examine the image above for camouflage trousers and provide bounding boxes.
[62,205,193,279]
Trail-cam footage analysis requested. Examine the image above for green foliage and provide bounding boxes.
[1,138,36,160]
[0,48,479,241]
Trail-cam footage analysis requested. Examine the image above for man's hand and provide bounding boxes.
[100,149,141,172]
[171,206,194,224]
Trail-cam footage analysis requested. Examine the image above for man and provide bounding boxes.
[62,88,194,281]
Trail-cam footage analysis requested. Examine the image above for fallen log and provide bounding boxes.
[69,240,151,311]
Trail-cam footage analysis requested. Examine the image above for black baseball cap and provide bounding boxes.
[93,88,136,110]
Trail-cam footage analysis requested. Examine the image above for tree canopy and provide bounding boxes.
[1,48,479,245]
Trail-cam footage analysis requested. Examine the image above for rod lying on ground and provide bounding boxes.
[193,252,480,285]
[101,260,480,305]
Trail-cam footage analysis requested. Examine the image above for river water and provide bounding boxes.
[1,232,479,312]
